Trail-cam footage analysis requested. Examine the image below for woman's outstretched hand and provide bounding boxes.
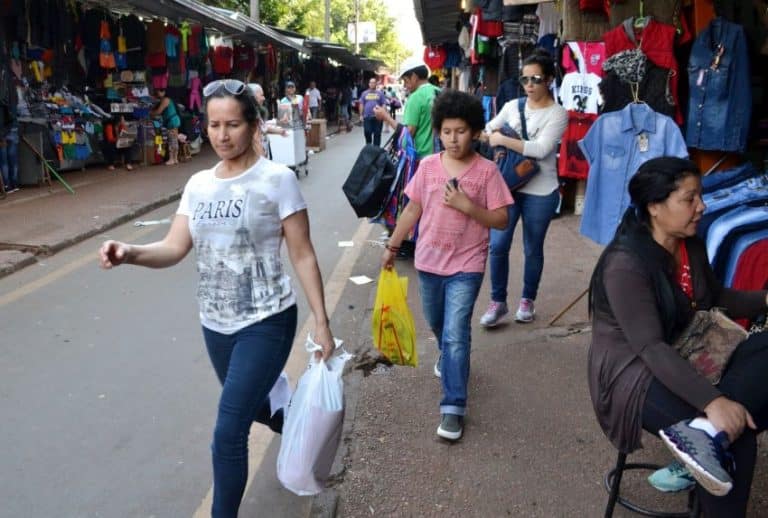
[99,240,131,269]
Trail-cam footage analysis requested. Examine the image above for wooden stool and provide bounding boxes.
[604,451,700,517]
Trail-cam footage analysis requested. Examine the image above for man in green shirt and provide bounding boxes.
[374,57,440,158]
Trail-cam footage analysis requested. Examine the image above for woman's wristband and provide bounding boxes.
[385,244,400,253]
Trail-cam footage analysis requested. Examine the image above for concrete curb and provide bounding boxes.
[0,190,182,280]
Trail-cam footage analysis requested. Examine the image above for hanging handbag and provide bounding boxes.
[494,97,540,192]
[673,308,748,384]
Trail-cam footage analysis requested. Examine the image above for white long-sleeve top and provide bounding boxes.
[486,99,567,196]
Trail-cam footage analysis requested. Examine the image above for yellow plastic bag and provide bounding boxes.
[371,268,418,367]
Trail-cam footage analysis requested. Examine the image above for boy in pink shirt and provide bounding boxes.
[381,90,513,441]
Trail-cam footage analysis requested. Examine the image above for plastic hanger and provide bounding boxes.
[630,83,645,104]
[633,1,648,29]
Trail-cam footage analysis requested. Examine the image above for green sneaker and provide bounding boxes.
[648,461,696,492]
[436,414,463,441]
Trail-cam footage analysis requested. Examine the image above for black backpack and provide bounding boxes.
[343,141,398,218]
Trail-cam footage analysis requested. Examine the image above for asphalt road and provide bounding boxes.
[0,129,372,517]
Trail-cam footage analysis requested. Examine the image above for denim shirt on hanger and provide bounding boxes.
[578,103,688,245]
[686,17,751,152]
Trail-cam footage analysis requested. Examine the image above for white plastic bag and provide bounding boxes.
[268,371,292,417]
[277,334,351,496]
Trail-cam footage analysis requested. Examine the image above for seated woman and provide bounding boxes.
[587,156,768,516]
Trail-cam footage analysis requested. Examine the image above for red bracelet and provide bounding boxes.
[385,244,400,252]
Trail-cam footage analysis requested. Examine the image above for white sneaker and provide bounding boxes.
[515,298,535,323]
[479,301,508,327]
[574,194,585,216]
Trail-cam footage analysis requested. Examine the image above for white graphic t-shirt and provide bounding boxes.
[177,158,307,334]
[559,72,603,114]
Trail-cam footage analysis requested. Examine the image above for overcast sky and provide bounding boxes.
[383,0,424,57]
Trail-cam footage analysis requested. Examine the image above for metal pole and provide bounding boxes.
[324,0,330,41]
[354,0,360,54]
[250,0,260,23]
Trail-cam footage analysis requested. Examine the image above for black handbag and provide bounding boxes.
[342,133,399,218]
[495,97,540,192]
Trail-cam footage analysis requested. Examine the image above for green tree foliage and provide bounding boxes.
[203,0,408,69]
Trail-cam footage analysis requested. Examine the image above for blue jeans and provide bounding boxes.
[363,116,382,146]
[418,271,483,416]
[489,189,559,302]
[0,127,19,190]
[202,305,297,518]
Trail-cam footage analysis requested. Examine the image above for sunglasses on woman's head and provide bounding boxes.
[203,79,247,98]
[518,75,545,86]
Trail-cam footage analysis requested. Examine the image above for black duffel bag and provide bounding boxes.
[343,137,399,218]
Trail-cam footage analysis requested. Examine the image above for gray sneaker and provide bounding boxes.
[433,355,441,378]
[437,414,463,441]
[480,301,508,327]
[659,420,734,496]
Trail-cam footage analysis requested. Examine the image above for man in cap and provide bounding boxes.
[278,80,305,125]
[374,56,440,159]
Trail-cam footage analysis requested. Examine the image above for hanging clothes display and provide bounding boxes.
[372,128,418,234]
[557,42,602,180]
[578,102,688,245]
[602,17,684,123]
[705,205,768,277]
[697,173,768,239]
[559,43,603,114]
[599,48,676,119]
[686,17,752,153]
[725,230,768,293]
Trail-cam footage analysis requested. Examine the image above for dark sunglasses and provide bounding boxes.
[518,75,545,86]
[203,79,247,98]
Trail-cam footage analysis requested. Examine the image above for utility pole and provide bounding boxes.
[250,0,259,22]
[324,0,330,41]
[354,0,360,54]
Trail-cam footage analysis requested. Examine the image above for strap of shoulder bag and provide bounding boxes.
[518,97,529,140]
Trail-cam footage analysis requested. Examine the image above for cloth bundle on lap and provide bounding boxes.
[673,308,748,384]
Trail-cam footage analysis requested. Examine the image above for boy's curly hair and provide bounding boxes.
[431,90,485,133]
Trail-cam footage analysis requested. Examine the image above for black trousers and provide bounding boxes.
[642,331,768,517]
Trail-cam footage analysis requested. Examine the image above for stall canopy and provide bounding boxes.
[302,39,384,71]
[113,0,245,35]
[413,0,461,45]
[208,7,307,52]
[110,0,304,52]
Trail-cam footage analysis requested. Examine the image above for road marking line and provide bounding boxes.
[0,226,155,307]
[192,219,374,517]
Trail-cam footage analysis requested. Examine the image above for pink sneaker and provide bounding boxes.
[479,301,508,327]
[515,298,535,323]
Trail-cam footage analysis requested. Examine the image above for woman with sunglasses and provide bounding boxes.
[98,78,336,517]
[479,49,567,327]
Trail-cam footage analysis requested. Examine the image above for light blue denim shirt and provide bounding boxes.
[723,229,768,287]
[578,103,688,245]
[698,173,768,239]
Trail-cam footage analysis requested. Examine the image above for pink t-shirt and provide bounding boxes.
[405,153,513,276]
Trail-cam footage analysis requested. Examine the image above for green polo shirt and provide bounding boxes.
[402,82,441,158]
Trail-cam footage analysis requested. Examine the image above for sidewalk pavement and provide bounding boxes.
[323,213,768,516]
[0,147,219,278]
[2,134,765,516]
